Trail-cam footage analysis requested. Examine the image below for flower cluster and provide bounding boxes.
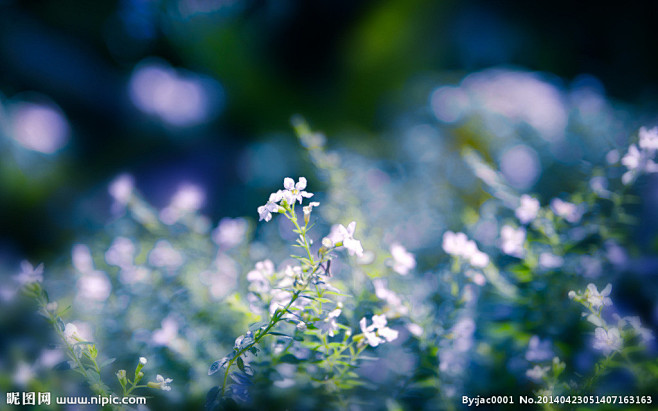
[618,126,658,184]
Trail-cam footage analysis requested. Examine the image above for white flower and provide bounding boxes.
[64,323,81,345]
[15,261,44,285]
[526,365,550,382]
[109,174,134,207]
[257,191,284,222]
[500,225,525,258]
[639,126,658,152]
[593,327,622,355]
[318,308,341,337]
[282,177,313,204]
[586,283,612,309]
[359,314,398,347]
[515,195,539,224]
[212,218,248,248]
[246,260,275,294]
[154,374,173,391]
[139,357,148,365]
[389,243,416,275]
[303,201,320,224]
[621,144,642,171]
[550,198,584,223]
[442,231,489,268]
[333,221,364,257]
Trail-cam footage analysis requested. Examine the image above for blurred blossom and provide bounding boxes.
[499,145,540,190]
[152,316,179,346]
[212,218,248,248]
[539,252,564,269]
[431,86,470,123]
[373,279,408,316]
[525,336,553,362]
[148,240,184,270]
[129,58,223,127]
[550,198,584,223]
[388,243,416,275]
[593,327,622,355]
[499,225,525,258]
[589,176,610,198]
[72,244,95,274]
[317,308,341,337]
[109,174,135,208]
[160,184,205,225]
[9,100,70,154]
[15,261,44,285]
[460,69,568,141]
[526,365,549,382]
[605,241,628,267]
[105,237,136,268]
[13,361,35,387]
[639,126,658,152]
[439,317,475,376]
[515,195,539,224]
[606,149,620,164]
[442,231,489,268]
[77,270,112,302]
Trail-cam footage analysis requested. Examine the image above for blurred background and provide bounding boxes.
[2,0,658,263]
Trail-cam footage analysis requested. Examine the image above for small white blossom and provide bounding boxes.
[388,243,416,275]
[593,327,622,355]
[586,283,612,309]
[139,357,147,365]
[153,374,173,391]
[257,191,284,222]
[500,225,525,258]
[15,261,44,285]
[282,177,313,204]
[212,217,248,248]
[360,314,398,347]
[515,195,540,224]
[332,221,364,257]
[639,126,658,152]
[550,198,584,223]
[526,365,550,382]
[318,308,342,337]
[442,231,489,268]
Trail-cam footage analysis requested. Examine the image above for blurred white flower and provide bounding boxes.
[148,240,184,270]
[15,261,44,285]
[639,126,658,152]
[77,270,112,302]
[105,237,136,269]
[388,243,416,275]
[10,101,69,154]
[515,195,539,224]
[593,327,622,355]
[526,365,550,382]
[318,308,341,337]
[550,198,584,223]
[129,58,221,127]
[108,174,134,207]
[212,217,248,248]
[246,260,275,294]
[139,357,148,365]
[442,231,489,268]
[373,279,408,316]
[586,283,612,309]
[500,225,525,258]
[152,316,179,346]
[160,184,205,225]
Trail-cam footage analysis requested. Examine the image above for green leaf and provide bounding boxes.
[237,356,245,373]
